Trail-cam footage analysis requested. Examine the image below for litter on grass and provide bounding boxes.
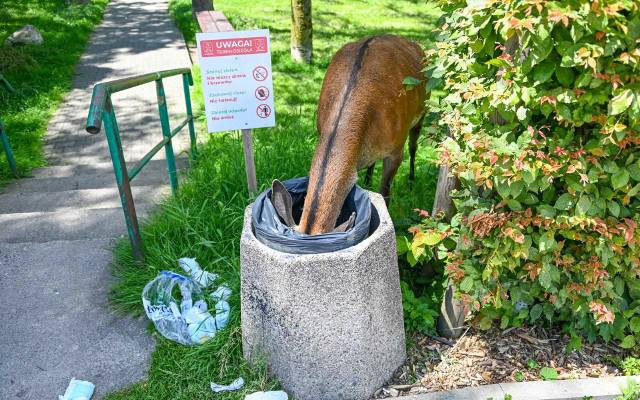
[211,377,245,392]
[179,257,218,288]
[142,259,231,345]
[58,378,94,400]
[245,391,288,400]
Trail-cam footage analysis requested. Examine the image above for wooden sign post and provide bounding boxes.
[194,12,274,195]
[241,128,257,193]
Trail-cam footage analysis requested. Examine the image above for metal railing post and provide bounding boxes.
[0,120,18,178]
[85,68,196,261]
[182,73,197,159]
[155,79,179,195]
[103,97,144,262]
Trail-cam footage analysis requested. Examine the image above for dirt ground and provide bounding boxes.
[374,326,628,398]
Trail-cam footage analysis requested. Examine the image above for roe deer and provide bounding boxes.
[295,35,426,235]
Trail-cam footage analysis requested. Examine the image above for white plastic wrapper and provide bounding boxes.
[210,377,245,393]
[58,378,94,400]
[245,391,288,400]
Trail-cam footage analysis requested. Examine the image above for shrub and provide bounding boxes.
[420,0,640,346]
[622,356,640,375]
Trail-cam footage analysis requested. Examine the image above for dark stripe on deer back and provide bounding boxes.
[305,36,376,230]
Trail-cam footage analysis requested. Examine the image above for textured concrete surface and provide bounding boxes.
[0,205,153,243]
[0,0,193,397]
[240,192,405,400]
[405,376,640,400]
[0,240,155,400]
[0,185,168,213]
[3,158,187,193]
[44,0,192,166]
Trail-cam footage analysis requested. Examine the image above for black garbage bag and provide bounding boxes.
[251,177,372,254]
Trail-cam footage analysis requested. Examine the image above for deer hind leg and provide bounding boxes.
[364,163,375,186]
[379,150,403,204]
[409,116,424,181]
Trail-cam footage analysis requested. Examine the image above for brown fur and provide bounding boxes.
[298,35,427,235]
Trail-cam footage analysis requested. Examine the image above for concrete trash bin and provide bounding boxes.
[240,191,405,400]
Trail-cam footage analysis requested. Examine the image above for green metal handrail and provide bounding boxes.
[0,120,18,178]
[0,73,18,178]
[85,68,196,261]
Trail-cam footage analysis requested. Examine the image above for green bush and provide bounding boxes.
[623,357,640,375]
[418,0,640,346]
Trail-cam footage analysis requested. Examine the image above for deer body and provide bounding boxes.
[298,35,426,235]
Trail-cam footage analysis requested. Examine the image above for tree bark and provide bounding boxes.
[290,0,312,63]
[432,165,458,220]
[436,34,521,340]
[433,129,464,339]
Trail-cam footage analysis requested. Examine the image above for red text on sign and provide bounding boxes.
[201,37,268,57]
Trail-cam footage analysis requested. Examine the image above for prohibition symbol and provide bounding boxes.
[255,86,270,101]
[252,66,268,81]
[256,104,272,118]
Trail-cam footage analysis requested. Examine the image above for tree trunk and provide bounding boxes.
[433,130,465,339]
[192,0,214,12]
[436,34,521,340]
[290,0,312,63]
[432,166,458,220]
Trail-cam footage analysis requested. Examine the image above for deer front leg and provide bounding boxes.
[379,150,403,204]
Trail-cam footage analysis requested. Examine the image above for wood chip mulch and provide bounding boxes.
[373,326,630,398]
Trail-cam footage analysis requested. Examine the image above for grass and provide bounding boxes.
[0,0,109,184]
[106,1,441,399]
[0,0,108,185]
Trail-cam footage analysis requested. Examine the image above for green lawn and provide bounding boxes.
[107,1,441,399]
[0,0,109,184]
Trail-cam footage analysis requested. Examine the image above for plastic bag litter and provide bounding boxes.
[58,378,94,400]
[142,268,231,345]
[211,376,245,392]
[245,391,288,400]
[179,257,217,288]
[252,177,372,254]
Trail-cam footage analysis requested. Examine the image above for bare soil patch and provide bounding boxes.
[375,327,629,398]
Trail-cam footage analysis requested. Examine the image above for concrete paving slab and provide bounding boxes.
[2,173,166,194]
[406,384,503,400]
[28,158,188,179]
[0,239,154,400]
[43,0,192,166]
[0,205,153,243]
[0,185,169,213]
[0,0,191,397]
[404,376,640,400]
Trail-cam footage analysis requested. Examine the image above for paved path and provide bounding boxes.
[0,0,191,398]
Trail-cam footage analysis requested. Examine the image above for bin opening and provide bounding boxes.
[251,177,373,255]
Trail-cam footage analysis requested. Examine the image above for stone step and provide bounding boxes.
[31,158,186,178]
[0,238,154,400]
[0,185,169,214]
[0,205,154,243]
[3,158,188,194]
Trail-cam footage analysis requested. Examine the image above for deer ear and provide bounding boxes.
[334,212,355,232]
[271,179,296,228]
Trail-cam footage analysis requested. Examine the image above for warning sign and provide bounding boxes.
[196,29,275,132]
